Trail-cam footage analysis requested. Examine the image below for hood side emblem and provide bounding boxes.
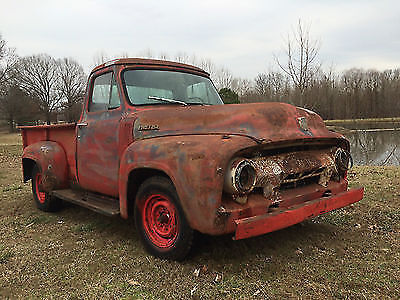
[138,124,160,131]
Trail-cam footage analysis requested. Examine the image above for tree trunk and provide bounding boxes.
[46,112,51,125]
[8,117,15,132]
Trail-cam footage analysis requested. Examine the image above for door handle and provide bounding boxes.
[77,123,87,139]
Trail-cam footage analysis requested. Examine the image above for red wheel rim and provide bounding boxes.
[35,173,46,204]
[142,194,179,248]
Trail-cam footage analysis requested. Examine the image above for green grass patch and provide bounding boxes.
[0,245,14,264]
[24,214,55,226]
[72,223,96,233]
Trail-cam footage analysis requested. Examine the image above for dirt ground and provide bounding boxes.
[0,131,399,299]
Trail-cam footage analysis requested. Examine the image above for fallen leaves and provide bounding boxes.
[295,248,303,255]
[127,279,141,286]
[214,273,223,283]
[193,265,208,277]
[190,285,197,297]
[25,222,34,228]
[368,224,379,231]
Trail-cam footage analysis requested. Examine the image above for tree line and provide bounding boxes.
[230,21,400,120]
[1,21,399,132]
[87,43,400,120]
[0,37,86,131]
[239,67,400,120]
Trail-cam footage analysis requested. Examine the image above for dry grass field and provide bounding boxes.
[0,131,399,299]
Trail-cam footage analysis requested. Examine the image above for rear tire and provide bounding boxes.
[31,165,62,212]
[134,176,193,260]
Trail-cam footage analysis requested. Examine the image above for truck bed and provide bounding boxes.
[20,123,77,180]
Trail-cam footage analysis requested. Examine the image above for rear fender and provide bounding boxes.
[22,141,69,191]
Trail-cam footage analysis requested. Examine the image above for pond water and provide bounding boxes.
[334,122,400,166]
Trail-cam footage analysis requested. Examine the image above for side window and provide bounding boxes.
[89,72,121,112]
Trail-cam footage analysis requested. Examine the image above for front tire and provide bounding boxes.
[31,165,61,212]
[134,176,193,260]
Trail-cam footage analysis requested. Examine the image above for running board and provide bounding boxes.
[51,189,120,216]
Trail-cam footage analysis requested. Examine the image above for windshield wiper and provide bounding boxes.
[148,96,188,106]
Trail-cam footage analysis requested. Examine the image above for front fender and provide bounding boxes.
[22,141,69,191]
[119,134,257,233]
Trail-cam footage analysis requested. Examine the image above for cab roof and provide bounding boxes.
[91,58,209,77]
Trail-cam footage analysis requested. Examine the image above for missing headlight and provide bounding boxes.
[223,158,257,195]
[335,148,353,173]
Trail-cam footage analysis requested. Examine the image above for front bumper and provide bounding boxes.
[234,187,364,240]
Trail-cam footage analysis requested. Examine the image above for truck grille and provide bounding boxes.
[249,148,337,200]
[280,167,325,190]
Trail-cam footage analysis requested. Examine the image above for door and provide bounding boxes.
[77,70,122,197]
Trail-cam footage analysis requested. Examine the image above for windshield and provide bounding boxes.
[123,70,224,106]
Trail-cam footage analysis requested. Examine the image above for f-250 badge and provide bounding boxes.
[138,124,160,131]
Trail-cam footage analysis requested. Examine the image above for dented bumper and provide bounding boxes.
[234,187,364,240]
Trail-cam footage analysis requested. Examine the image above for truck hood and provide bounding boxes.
[132,102,341,144]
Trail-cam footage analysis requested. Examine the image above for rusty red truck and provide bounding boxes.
[20,58,364,260]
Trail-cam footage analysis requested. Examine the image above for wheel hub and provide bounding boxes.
[35,173,46,204]
[142,194,179,248]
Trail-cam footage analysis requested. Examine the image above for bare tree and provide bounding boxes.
[0,34,17,87]
[275,20,321,104]
[254,73,268,96]
[15,54,62,124]
[231,78,252,97]
[213,67,233,90]
[57,58,87,122]
[253,71,290,101]
[0,85,40,131]
[92,51,110,67]
[174,52,191,64]
[158,52,169,60]
[198,58,216,76]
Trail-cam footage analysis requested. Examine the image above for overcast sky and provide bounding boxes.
[1,0,399,78]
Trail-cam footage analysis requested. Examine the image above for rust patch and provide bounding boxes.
[250,147,337,205]
[190,153,205,160]
[41,171,59,192]
[128,102,340,143]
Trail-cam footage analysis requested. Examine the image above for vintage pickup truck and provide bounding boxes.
[20,58,364,260]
